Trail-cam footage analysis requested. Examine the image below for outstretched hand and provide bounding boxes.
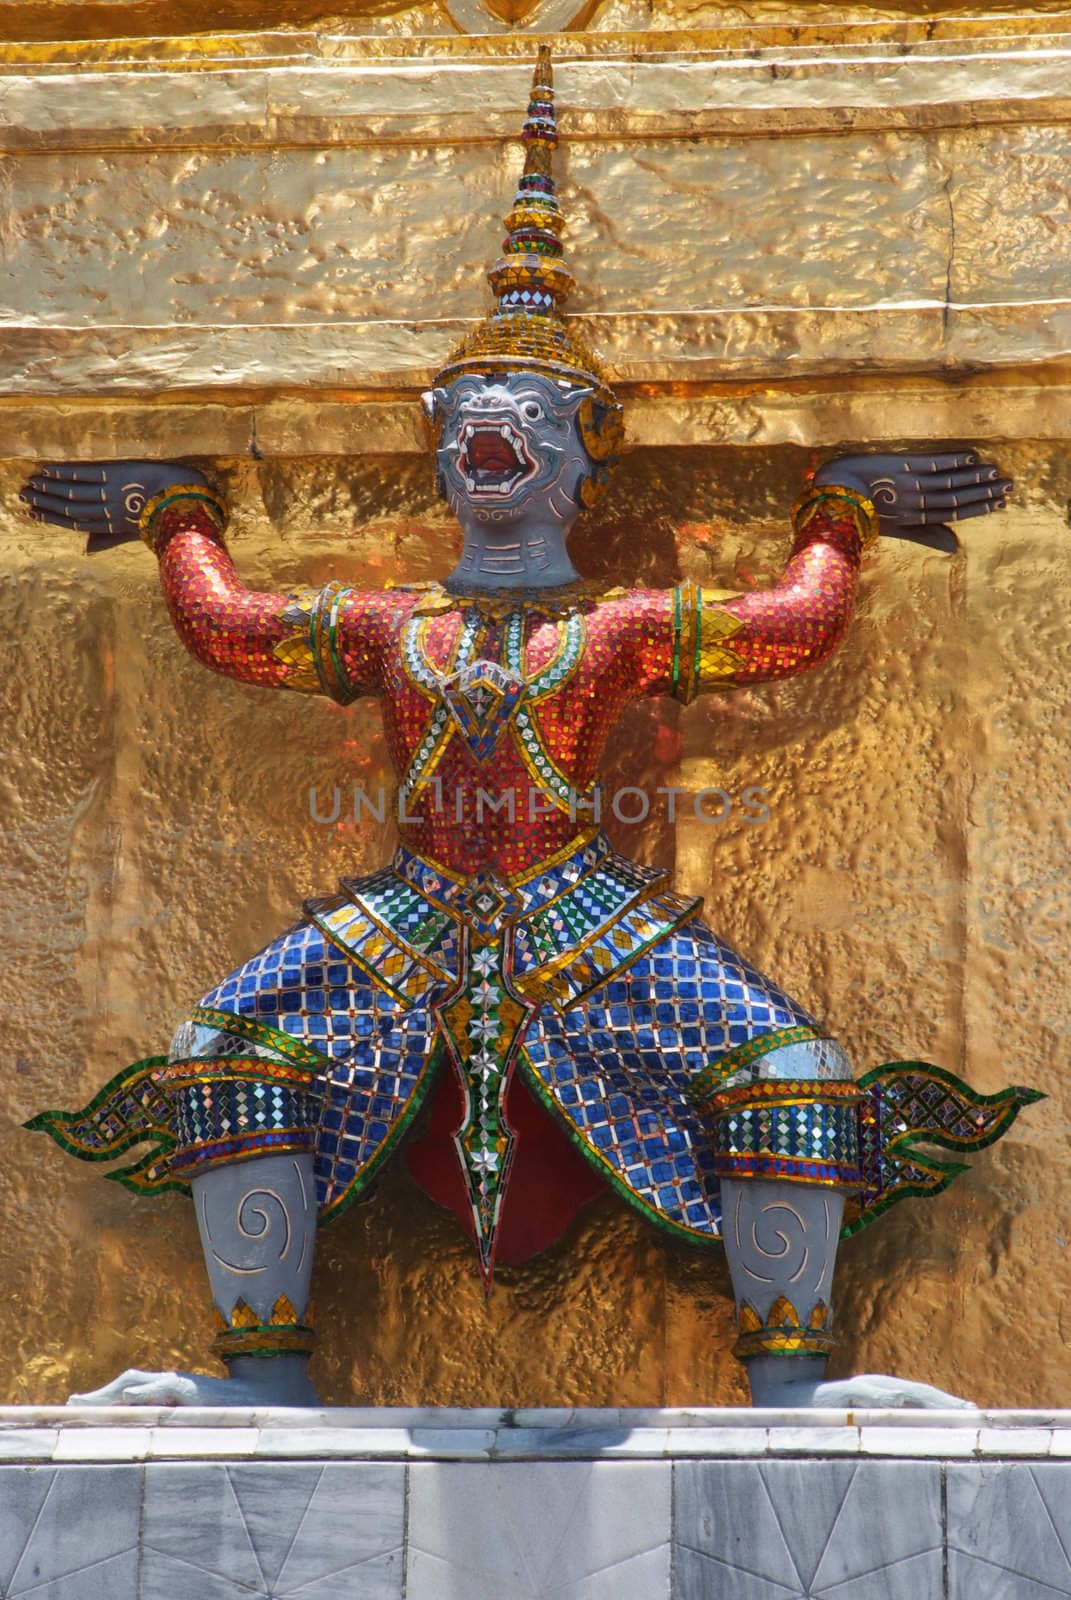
[20,460,207,548]
[815,451,1013,552]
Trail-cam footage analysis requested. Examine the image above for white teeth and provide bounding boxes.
[466,478,476,491]
[500,424,511,438]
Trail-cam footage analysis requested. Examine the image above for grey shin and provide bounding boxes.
[192,1151,320,1401]
[721,1176,845,1406]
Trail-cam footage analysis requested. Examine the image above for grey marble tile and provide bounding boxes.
[406,1459,671,1599]
[976,1427,1053,1457]
[673,1459,942,1599]
[765,1426,860,1456]
[948,1462,1071,1599]
[254,1426,419,1459]
[145,1425,260,1457]
[407,1427,497,1458]
[0,1429,59,1460]
[858,1425,978,1457]
[140,1460,405,1599]
[0,1464,140,1598]
[53,1426,153,1461]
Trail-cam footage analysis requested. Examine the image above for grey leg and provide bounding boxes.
[193,1151,319,1405]
[721,1176,841,1406]
[704,1038,975,1409]
[70,1024,322,1407]
[70,1150,321,1407]
[721,1175,973,1409]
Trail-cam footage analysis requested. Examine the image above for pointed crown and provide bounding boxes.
[434,47,615,406]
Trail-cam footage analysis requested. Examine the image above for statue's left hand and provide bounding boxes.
[814,451,1012,551]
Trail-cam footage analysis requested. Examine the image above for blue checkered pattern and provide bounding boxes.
[198,920,443,1217]
[520,918,818,1239]
[191,851,823,1241]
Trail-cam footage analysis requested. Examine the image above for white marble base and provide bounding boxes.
[0,1408,1068,1598]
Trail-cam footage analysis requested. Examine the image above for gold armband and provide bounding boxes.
[139,484,228,553]
[791,483,880,551]
[671,580,746,705]
[271,580,360,706]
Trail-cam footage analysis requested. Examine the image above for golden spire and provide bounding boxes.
[434,46,615,402]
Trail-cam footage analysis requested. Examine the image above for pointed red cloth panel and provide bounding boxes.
[405,1068,606,1266]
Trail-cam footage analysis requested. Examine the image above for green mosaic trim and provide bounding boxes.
[840,1157,965,1239]
[857,1059,1045,1154]
[189,1006,325,1073]
[842,1062,1044,1238]
[24,1054,189,1199]
[513,608,585,701]
[671,583,683,693]
[689,1026,828,1106]
[321,583,359,705]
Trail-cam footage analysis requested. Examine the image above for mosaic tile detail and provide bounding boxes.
[520,918,821,1242]
[846,1063,1044,1235]
[170,1073,317,1177]
[696,1080,865,1189]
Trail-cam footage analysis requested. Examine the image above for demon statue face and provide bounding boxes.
[423,372,621,531]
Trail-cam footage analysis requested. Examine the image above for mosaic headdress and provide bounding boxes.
[434,46,619,422]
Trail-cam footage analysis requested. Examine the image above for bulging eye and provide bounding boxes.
[521,400,543,422]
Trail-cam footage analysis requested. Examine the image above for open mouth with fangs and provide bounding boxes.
[457,420,537,498]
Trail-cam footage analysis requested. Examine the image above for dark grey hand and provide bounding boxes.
[20,460,208,547]
[814,451,1013,553]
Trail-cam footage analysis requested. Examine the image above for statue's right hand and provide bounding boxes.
[19,460,208,542]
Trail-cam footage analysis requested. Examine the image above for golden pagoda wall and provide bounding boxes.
[0,14,1067,1406]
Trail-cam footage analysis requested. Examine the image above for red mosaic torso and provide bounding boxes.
[154,504,863,881]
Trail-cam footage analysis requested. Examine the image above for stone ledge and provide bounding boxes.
[1,1411,1069,1599]
[1,1406,1068,1461]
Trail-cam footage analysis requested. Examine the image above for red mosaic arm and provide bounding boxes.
[718,505,864,685]
[155,502,386,700]
[672,499,871,701]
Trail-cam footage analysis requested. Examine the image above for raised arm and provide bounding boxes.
[669,450,1012,701]
[21,460,397,702]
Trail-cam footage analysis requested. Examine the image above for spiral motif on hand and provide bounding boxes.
[868,476,899,512]
[121,481,147,521]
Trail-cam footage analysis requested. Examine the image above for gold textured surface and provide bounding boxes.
[0,31,1071,408]
[2,3,1071,42]
[0,442,1064,1408]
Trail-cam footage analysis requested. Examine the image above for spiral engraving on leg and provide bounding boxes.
[295,1159,313,1274]
[193,1154,317,1328]
[732,1187,809,1286]
[200,1183,293,1274]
